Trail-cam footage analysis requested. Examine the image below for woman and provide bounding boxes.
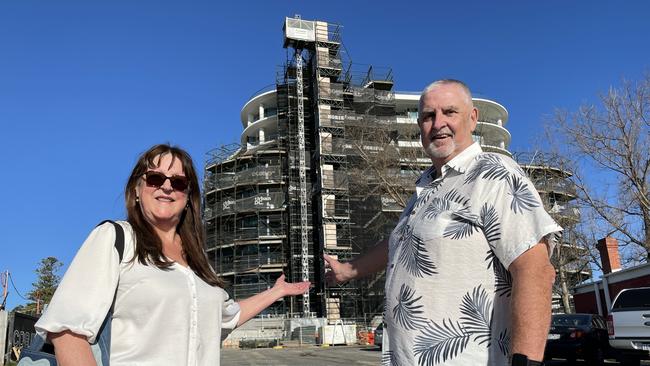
[35,144,310,365]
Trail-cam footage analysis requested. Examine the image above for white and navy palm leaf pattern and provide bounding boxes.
[395,222,411,243]
[443,208,480,240]
[493,259,513,297]
[442,189,470,206]
[459,286,493,346]
[485,248,497,270]
[423,197,451,220]
[414,187,436,211]
[496,329,511,356]
[507,175,540,214]
[428,179,442,190]
[478,203,500,244]
[414,319,470,366]
[393,284,427,330]
[464,154,510,184]
[513,163,527,178]
[381,350,398,366]
[397,232,437,277]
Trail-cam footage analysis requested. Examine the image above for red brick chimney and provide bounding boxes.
[597,237,621,274]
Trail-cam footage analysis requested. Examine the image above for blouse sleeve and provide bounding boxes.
[483,161,563,270]
[35,222,122,343]
[219,289,241,341]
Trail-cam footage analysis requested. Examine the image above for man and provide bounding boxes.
[324,80,560,366]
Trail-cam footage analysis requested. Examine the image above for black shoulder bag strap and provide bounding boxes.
[96,220,125,261]
[93,220,125,366]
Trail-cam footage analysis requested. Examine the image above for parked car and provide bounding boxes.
[374,323,383,348]
[608,287,650,365]
[544,313,612,364]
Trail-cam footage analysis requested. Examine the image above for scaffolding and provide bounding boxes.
[204,16,418,323]
[204,147,289,315]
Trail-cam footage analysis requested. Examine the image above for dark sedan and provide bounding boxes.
[544,313,613,364]
[374,323,383,348]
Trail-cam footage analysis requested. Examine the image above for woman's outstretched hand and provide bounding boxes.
[237,274,311,326]
[274,274,310,297]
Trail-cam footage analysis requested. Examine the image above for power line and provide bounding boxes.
[8,272,28,301]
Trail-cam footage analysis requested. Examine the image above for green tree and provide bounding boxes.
[14,257,63,315]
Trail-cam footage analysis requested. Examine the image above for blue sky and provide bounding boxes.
[1,1,648,310]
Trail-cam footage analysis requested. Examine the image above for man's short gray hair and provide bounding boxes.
[419,79,473,113]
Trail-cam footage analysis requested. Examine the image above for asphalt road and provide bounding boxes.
[221,345,382,366]
[222,346,650,366]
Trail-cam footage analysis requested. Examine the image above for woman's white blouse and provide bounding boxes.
[35,221,240,366]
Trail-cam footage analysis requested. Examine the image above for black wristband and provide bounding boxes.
[512,353,544,366]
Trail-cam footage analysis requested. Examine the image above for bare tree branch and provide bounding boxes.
[546,73,650,260]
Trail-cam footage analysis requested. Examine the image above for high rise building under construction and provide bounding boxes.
[203,16,512,323]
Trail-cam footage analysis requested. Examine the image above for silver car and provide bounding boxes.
[608,287,650,364]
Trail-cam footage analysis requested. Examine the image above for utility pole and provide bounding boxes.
[0,270,8,311]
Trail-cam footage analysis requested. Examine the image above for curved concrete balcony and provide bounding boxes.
[475,121,511,147]
[240,88,277,128]
[474,98,508,126]
[241,114,279,145]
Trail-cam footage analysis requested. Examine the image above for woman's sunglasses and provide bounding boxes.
[143,171,189,192]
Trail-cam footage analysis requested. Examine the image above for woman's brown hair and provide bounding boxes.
[124,144,224,287]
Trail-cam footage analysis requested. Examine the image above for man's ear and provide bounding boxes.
[469,107,479,132]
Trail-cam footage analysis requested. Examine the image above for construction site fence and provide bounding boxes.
[222,316,380,349]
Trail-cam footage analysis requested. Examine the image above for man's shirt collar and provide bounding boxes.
[416,142,483,188]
